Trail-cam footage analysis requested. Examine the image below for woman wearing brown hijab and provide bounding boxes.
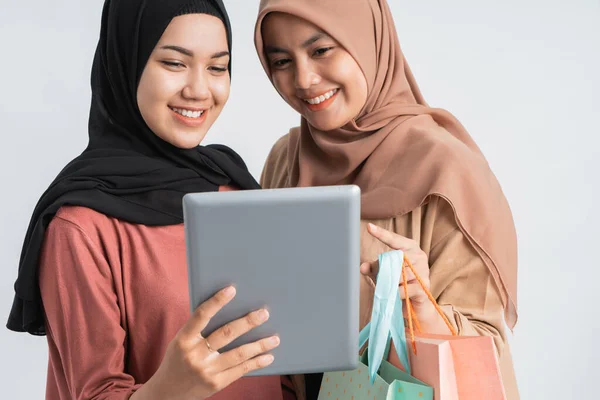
[254,0,520,399]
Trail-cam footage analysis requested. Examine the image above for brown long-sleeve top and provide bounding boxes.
[38,191,295,399]
[260,134,519,400]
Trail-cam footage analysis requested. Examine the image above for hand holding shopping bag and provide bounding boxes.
[317,250,433,400]
[318,250,507,400]
[399,255,507,400]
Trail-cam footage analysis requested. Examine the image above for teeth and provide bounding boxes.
[304,89,338,105]
[171,107,205,118]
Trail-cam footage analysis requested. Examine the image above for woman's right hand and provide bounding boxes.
[131,286,279,400]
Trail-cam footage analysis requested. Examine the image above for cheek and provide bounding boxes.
[211,77,231,106]
[353,68,368,109]
[138,68,177,112]
[333,56,367,104]
[137,73,157,127]
[272,73,296,103]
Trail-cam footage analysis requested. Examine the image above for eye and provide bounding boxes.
[209,66,228,73]
[313,47,334,57]
[272,58,291,69]
[161,60,185,69]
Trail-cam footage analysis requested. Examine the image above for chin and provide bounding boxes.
[177,138,204,149]
[163,134,204,149]
[307,117,345,132]
[175,142,201,149]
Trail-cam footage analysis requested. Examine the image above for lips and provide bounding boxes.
[169,106,209,127]
[169,106,205,119]
[301,89,340,112]
[302,88,339,105]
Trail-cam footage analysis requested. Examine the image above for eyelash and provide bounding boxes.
[273,59,291,67]
[314,47,334,56]
[272,47,334,68]
[209,66,228,73]
[161,61,185,68]
[161,61,228,73]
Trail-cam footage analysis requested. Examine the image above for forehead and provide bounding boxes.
[158,13,228,50]
[261,12,326,45]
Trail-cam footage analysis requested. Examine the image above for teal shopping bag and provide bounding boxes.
[317,338,433,399]
[317,251,433,400]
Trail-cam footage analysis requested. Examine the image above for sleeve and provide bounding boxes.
[260,134,290,189]
[39,216,143,400]
[426,198,508,357]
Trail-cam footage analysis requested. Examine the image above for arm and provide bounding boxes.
[365,197,508,367]
[39,216,142,400]
[387,218,507,372]
[40,215,280,400]
[427,224,507,354]
[425,196,507,354]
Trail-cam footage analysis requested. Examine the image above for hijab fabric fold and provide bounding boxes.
[255,0,518,328]
[8,0,260,335]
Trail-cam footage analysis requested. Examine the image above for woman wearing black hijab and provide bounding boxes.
[6,1,291,399]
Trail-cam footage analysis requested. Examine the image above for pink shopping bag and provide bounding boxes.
[388,254,507,400]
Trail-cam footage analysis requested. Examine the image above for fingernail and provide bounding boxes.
[261,354,275,366]
[368,223,377,231]
[258,309,270,322]
[224,286,236,297]
[270,336,280,346]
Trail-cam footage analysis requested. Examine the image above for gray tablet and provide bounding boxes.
[182,185,361,376]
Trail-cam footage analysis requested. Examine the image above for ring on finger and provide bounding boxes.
[205,338,216,353]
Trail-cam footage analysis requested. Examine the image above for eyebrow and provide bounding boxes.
[160,45,193,57]
[160,45,230,59]
[264,32,328,55]
[210,50,230,59]
[302,32,326,48]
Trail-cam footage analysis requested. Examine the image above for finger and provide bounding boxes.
[360,260,379,280]
[399,272,415,286]
[212,336,280,373]
[398,283,427,301]
[361,255,422,281]
[362,257,420,284]
[218,353,275,385]
[179,286,236,344]
[403,255,432,287]
[367,223,416,251]
[401,260,428,284]
[205,308,270,351]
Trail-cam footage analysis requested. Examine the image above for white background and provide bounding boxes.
[0,0,598,398]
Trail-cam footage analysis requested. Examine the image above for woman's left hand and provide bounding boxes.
[360,223,437,324]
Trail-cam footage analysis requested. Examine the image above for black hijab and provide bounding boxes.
[7,0,260,335]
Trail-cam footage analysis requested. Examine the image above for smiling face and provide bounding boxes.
[136,13,231,149]
[261,12,368,132]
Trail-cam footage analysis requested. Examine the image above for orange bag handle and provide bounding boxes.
[402,255,458,354]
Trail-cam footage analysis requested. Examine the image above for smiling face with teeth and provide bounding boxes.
[136,13,230,149]
[261,12,368,132]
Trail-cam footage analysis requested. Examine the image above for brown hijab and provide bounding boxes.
[254,0,518,329]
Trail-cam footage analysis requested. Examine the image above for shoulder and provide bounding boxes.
[49,206,121,248]
[267,133,291,162]
[53,205,114,230]
[420,196,460,249]
[260,133,292,189]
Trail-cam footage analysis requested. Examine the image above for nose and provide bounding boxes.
[182,69,210,100]
[294,60,321,90]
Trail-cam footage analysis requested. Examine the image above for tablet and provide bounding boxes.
[182,185,361,376]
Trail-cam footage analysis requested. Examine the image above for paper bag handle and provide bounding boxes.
[402,255,458,355]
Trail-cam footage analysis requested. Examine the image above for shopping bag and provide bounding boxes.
[317,340,434,399]
[408,333,506,400]
[317,250,433,400]
[397,253,507,400]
